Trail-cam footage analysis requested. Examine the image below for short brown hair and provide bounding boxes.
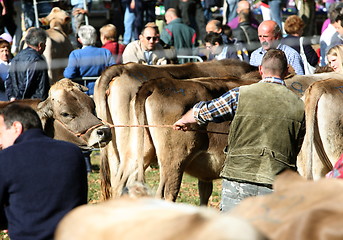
[284,15,304,35]
[261,49,288,75]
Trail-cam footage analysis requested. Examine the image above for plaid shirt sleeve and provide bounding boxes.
[193,87,240,125]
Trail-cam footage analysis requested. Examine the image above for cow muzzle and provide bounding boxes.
[87,125,112,148]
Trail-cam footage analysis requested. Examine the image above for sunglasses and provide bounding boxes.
[145,36,159,41]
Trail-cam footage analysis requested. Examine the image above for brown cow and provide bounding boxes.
[42,7,74,84]
[1,79,111,149]
[55,197,266,240]
[114,76,259,204]
[97,64,343,203]
[94,60,258,200]
[297,78,343,180]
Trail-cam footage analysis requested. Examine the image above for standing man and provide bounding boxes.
[250,20,304,75]
[173,49,305,212]
[122,26,167,65]
[71,0,92,40]
[160,8,196,56]
[178,0,206,43]
[5,27,50,101]
[0,103,88,240]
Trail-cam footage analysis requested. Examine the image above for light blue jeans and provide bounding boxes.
[220,179,273,212]
[269,0,283,30]
[226,0,238,23]
[123,6,136,45]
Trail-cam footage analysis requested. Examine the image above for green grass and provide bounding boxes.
[88,152,222,208]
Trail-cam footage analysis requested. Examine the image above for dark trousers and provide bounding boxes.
[134,0,156,40]
[179,0,206,43]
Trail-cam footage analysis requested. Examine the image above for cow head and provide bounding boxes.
[40,7,72,35]
[37,79,111,150]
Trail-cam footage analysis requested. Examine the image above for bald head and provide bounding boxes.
[258,20,281,50]
[237,0,250,13]
[165,8,179,24]
[206,20,222,34]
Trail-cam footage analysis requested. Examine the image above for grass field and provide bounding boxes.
[88,152,222,207]
[0,151,222,239]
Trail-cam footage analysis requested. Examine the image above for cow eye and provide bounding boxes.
[61,112,70,117]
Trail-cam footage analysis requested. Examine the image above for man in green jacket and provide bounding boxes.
[173,49,305,212]
[160,8,196,57]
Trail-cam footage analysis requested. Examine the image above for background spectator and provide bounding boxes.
[71,0,92,44]
[134,0,157,40]
[206,19,233,44]
[232,9,259,53]
[64,24,115,96]
[320,2,343,66]
[160,8,196,56]
[282,15,318,71]
[179,0,206,44]
[0,39,10,100]
[121,0,136,45]
[295,0,315,36]
[5,27,49,101]
[223,0,239,24]
[250,20,304,75]
[228,0,259,30]
[204,31,238,60]
[100,23,126,64]
[327,44,343,73]
[0,0,16,37]
[122,26,168,64]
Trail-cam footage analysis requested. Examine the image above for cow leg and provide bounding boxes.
[164,170,183,202]
[198,180,213,206]
[156,163,183,202]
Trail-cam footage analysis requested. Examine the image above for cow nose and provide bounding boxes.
[97,129,104,136]
[96,127,112,142]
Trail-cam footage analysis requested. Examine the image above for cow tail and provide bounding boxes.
[304,81,324,179]
[100,146,112,200]
[94,65,126,121]
[134,84,154,183]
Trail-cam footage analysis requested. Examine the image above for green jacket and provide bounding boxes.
[160,18,196,56]
[221,82,305,186]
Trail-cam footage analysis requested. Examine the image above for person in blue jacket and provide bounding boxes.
[64,24,115,96]
[0,103,88,240]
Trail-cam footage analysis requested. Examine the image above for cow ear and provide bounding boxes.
[64,16,71,23]
[37,99,53,127]
[75,83,88,92]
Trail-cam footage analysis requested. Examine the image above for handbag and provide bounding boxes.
[299,37,316,75]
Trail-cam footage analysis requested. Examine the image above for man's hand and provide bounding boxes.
[172,109,197,131]
[73,8,88,16]
[173,119,191,131]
